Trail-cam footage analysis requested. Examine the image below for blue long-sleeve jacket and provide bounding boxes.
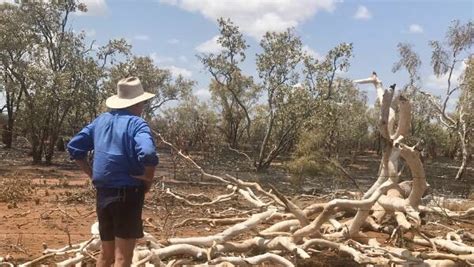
[67,110,159,188]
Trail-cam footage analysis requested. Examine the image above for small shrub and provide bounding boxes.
[0,178,34,203]
[284,155,338,188]
[62,185,95,204]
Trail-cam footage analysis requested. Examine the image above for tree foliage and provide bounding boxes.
[393,20,473,179]
[1,7,471,182]
[0,2,190,164]
[153,96,219,152]
[199,18,257,148]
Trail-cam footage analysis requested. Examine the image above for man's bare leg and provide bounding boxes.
[97,240,115,267]
[114,237,136,267]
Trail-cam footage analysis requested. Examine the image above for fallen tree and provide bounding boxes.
[8,73,474,267]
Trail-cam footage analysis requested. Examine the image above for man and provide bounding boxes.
[68,77,158,267]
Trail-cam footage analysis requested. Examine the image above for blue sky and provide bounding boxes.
[1,0,473,108]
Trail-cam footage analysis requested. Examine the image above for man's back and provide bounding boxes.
[68,109,158,188]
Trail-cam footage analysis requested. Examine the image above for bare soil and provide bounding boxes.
[0,147,472,266]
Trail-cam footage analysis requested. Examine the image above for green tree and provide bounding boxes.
[208,73,259,149]
[394,20,473,179]
[392,43,446,157]
[1,2,130,163]
[153,96,219,179]
[254,29,309,171]
[429,20,473,179]
[299,43,358,155]
[1,1,85,162]
[154,96,219,152]
[303,43,353,100]
[199,18,258,148]
[0,3,35,148]
[456,56,473,174]
[63,38,131,137]
[284,42,365,181]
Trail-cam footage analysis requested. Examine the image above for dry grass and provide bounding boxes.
[0,178,35,203]
[61,185,95,204]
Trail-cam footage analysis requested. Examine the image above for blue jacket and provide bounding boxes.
[67,110,159,188]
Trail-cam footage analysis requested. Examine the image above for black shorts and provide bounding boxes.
[96,187,145,241]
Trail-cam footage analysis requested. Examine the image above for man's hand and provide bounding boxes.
[131,166,155,193]
[75,159,92,179]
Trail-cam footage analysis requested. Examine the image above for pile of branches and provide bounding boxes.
[9,74,474,266]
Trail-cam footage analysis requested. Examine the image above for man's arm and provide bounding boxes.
[75,158,92,179]
[68,121,95,176]
[132,166,155,192]
[133,120,159,193]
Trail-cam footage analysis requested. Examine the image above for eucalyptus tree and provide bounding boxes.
[393,20,473,179]
[392,43,443,157]
[63,38,131,136]
[300,43,365,155]
[0,3,35,148]
[154,95,219,152]
[253,29,308,171]
[1,2,129,163]
[199,18,259,148]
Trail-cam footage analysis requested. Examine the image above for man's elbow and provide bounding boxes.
[68,149,88,161]
[140,153,159,166]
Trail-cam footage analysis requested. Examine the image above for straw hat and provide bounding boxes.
[105,77,155,109]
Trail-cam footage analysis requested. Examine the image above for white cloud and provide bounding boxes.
[196,35,224,54]
[194,88,212,100]
[134,35,150,41]
[408,24,424,34]
[150,52,175,64]
[164,65,193,78]
[302,45,323,60]
[160,0,340,39]
[167,38,180,44]
[425,59,467,94]
[354,5,372,20]
[76,0,107,16]
[149,52,192,78]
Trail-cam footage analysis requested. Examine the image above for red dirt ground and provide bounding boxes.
[0,148,472,266]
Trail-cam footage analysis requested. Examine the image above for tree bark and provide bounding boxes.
[455,128,469,180]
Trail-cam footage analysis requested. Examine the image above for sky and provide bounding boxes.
[1,0,473,109]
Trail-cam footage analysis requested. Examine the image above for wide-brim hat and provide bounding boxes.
[106,77,155,109]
